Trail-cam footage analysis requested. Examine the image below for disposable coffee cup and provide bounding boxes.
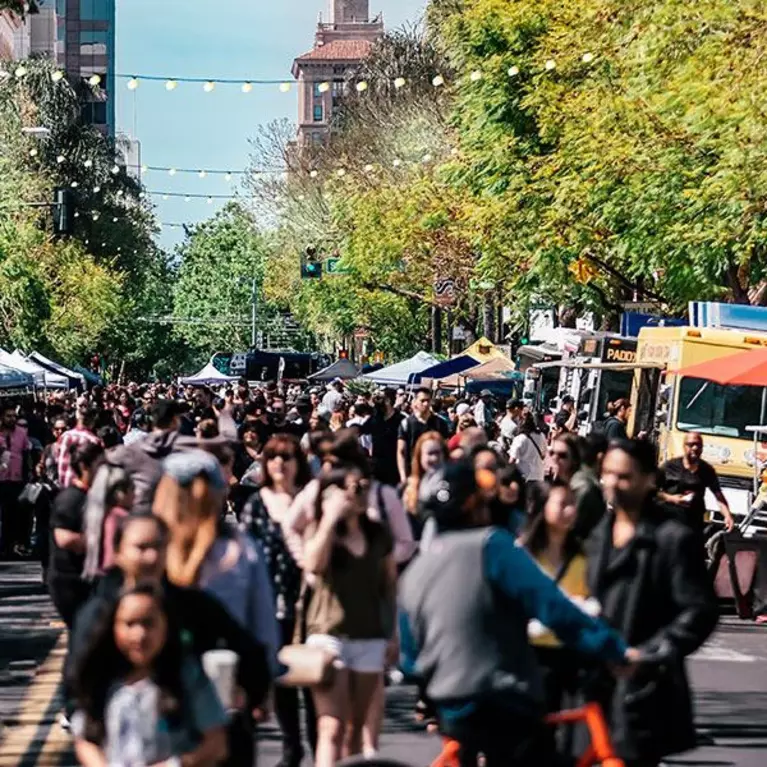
[202,649,239,710]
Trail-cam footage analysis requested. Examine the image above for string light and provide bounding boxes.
[162,194,169,200]
[203,81,215,93]
[56,155,65,164]
[356,81,368,92]
[470,70,482,82]
[241,82,253,93]
[508,66,520,77]
[336,169,346,177]
[394,77,406,89]
[117,189,124,196]
[279,82,291,93]
[112,217,118,222]
[225,173,233,181]
[582,52,594,63]
[207,197,213,204]
[141,164,148,174]
[88,74,101,87]
[111,164,120,175]
[51,70,64,83]
[84,159,93,168]
[169,168,177,176]
[184,196,191,202]
[422,154,433,163]
[29,148,37,157]
[14,65,27,78]
[545,59,556,71]
[198,170,207,179]
[165,79,178,91]
[432,75,445,87]
[393,159,402,167]
[74,212,80,218]
[70,181,78,188]
[127,77,139,90]
[364,164,374,172]
[92,212,100,220]
[318,82,330,93]
[93,185,101,193]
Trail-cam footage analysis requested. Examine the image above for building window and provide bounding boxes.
[81,101,107,126]
[313,104,323,122]
[80,30,108,56]
[80,0,112,20]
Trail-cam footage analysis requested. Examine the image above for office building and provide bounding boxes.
[292,0,383,147]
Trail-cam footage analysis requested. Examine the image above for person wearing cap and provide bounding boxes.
[473,390,495,430]
[399,460,635,766]
[500,398,524,450]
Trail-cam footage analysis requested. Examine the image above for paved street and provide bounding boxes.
[1,561,766,766]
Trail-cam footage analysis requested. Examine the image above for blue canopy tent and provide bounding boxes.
[362,351,440,387]
[0,363,34,395]
[28,352,86,389]
[74,365,104,387]
[414,354,481,385]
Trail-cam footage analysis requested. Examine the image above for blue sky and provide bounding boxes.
[115,0,426,249]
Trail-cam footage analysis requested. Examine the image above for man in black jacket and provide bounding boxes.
[588,439,718,766]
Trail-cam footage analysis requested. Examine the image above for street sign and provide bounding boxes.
[434,277,456,307]
[326,258,351,275]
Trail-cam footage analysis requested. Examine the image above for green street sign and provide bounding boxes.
[326,258,351,275]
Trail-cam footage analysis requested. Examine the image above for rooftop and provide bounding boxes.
[294,38,374,63]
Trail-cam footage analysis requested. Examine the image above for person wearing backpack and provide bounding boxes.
[508,411,547,482]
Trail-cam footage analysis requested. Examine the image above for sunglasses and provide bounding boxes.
[684,442,702,449]
[268,451,297,461]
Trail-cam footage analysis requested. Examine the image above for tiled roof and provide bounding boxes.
[295,39,374,63]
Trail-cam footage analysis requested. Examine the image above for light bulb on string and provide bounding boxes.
[508,65,520,77]
[422,154,433,164]
[93,185,101,193]
[165,79,178,91]
[29,148,38,157]
[74,212,80,218]
[140,164,148,175]
[279,82,291,93]
[169,168,177,176]
[393,159,402,168]
[88,74,101,87]
[111,164,120,175]
[14,65,27,78]
[112,217,118,222]
[117,189,124,196]
[242,82,253,93]
[51,70,64,83]
[184,196,191,202]
[470,70,482,82]
[309,170,318,178]
[451,147,460,156]
[318,82,330,93]
[364,164,374,173]
[203,81,215,93]
[84,159,93,168]
[92,212,100,221]
[394,77,406,89]
[582,52,594,63]
[162,194,169,200]
[56,155,65,164]
[432,75,444,87]
[225,173,233,181]
[207,197,213,204]
[336,169,346,177]
[545,59,556,71]
[127,77,139,90]
[198,170,207,179]
[71,181,79,188]
[356,81,368,92]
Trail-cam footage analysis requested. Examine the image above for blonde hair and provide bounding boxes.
[152,474,223,588]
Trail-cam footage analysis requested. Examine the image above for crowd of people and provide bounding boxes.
[0,375,727,767]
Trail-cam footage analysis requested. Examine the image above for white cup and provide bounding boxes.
[202,649,239,710]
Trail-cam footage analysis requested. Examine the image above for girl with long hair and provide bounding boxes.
[70,581,228,767]
[522,480,595,714]
[303,466,398,767]
[241,434,314,767]
[402,431,448,519]
[152,449,279,767]
[547,431,582,484]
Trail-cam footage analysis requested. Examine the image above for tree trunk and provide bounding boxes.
[482,293,495,340]
[432,306,443,355]
[495,289,505,344]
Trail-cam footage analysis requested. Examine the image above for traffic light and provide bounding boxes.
[301,245,322,279]
[53,188,74,236]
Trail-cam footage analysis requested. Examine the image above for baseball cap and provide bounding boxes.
[455,403,471,417]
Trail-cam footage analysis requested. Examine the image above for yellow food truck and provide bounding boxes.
[630,325,767,523]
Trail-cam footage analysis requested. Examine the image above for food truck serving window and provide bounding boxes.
[676,377,765,439]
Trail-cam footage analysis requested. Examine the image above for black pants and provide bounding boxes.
[49,575,92,718]
[0,481,26,553]
[226,711,256,767]
[274,617,317,762]
[441,702,569,767]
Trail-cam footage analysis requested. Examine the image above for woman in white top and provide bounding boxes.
[508,411,547,482]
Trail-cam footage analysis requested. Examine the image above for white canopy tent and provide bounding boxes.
[1,350,69,389]
[362,351,441,386]
[179,362,239,386]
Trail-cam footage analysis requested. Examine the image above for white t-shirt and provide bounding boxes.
[509,432,547,481]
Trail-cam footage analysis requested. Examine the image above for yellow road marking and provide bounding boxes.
[0,633,67,766]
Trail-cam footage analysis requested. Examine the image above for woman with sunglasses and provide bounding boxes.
[303,466,398,767]
[547,432,582,485]
[241,434,315,767]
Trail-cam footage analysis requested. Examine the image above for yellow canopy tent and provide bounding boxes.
[461,337,508,363]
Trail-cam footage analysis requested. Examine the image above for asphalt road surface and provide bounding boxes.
[1,561,766,766]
